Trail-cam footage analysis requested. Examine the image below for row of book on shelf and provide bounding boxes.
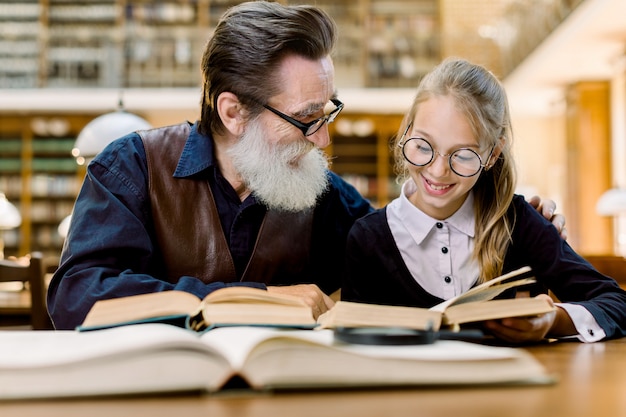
[0,174,81,198]
[2,225,64,247]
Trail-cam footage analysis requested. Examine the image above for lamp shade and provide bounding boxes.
[596,188,626,216]
[0,193,21,229]
[72,110,152,164]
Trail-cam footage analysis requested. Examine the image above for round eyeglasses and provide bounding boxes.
[262,98,344,137]
[397,123,494,177]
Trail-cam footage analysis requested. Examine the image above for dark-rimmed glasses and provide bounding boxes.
[262,98,344,136]
[397,123,494,177]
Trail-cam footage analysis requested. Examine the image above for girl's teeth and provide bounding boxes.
[430,183,451,191]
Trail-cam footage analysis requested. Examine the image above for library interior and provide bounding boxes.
[1,0,626,414]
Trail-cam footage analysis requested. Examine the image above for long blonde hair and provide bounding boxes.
[393,58,517,283]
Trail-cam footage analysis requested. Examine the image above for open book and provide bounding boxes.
[318,266,555,331]
[0,323,553,400]
[79,286,317,331]
[80,266,551,333]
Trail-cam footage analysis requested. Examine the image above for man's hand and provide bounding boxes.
[528,195,567,240]
[267,284,335,319]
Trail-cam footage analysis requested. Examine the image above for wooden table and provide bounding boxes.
[2,338,625,417]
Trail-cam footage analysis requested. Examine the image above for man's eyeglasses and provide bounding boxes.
[262,98,344,136]
[398,123,494,177]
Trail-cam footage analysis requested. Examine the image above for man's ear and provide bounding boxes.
[216,92,246,136]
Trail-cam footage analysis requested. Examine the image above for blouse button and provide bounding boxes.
[436,222,443,229]
[441,247,448,254]
[444,276,452,283]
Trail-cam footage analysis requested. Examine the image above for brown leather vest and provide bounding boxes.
[139,123,313,285]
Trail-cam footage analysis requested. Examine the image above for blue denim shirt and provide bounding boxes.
[47,122,373,329]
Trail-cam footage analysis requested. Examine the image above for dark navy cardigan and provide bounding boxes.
[343,195,626,340]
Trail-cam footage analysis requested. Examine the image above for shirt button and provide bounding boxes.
[588,329,594,336]
[444,276,452,283]
[436,222,443,229]
[441,247,448,254]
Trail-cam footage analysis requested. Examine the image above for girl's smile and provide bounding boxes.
[421,174,455,193]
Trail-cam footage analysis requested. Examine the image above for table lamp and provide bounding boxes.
[596,188,626,256]
[596,188,626,216]
[71,102,152,166]
[0,192,22,259]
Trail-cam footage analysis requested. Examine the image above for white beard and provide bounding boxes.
[226,119,330,212]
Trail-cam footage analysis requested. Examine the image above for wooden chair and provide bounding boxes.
[0,252,53,330]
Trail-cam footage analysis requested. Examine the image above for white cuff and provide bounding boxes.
[556,303,606,343]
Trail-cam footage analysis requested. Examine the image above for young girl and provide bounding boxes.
[342,58,626,344]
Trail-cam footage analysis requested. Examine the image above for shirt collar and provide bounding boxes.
[173,122,217,178]
[396,179,475,244]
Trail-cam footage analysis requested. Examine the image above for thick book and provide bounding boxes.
[0,323,553,400]
[79,286,317,331]
[318,266,555,331]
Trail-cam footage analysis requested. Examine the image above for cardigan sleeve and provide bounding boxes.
[506,195,626,340]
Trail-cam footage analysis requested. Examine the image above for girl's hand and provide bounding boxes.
[483,294,557,344]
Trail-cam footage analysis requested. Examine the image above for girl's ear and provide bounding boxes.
[486,137,505,170]
[216,92,246,136]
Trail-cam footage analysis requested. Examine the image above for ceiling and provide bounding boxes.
[504,0,626,115]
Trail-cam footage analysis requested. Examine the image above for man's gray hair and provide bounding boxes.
[199,1,337,136]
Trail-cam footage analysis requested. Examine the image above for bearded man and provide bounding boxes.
[47,2,564,330]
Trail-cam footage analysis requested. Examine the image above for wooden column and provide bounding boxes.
[565,81,613,254]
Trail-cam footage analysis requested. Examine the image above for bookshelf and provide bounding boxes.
[44,0,121,88]
[328,113,404,207]
[123,1,209,87]
[0,0,41,88]
[0,0,440,89]
[0,114,96,258]
[363,0,440,87]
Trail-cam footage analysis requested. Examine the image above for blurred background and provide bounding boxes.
[0,0,625,270]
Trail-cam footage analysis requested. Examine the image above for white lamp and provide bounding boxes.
[0,192,22,259]
[71,106,152,166]
[596,188,626,216]
[596,188,626,257]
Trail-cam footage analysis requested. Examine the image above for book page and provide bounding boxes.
[201,303,316,327]
[203,286,307,306]
[430,266,535,312]
[0,324,234,399]
[199,326,524,370]
[317,301,443,331]
[199,326,325,370]
[81,291,201,328]
[442,297,556,326]
[201,327,552,389]
[0,324,207,368]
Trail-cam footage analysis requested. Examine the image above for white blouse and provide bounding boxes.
[386,179,479,301]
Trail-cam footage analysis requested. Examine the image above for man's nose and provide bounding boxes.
[305,124,331,149]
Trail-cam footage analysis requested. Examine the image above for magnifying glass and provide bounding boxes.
[333,326,484,345]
